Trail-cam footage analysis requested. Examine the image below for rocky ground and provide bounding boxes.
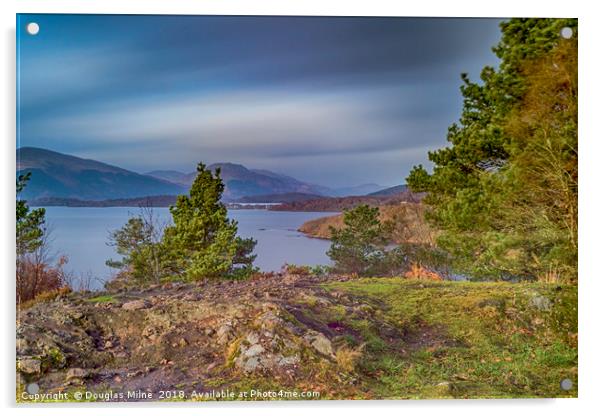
[16,274,578,402]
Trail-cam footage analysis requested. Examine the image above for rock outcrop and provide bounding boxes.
[16,274,373,400]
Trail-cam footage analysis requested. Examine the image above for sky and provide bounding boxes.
[17,14,503,188]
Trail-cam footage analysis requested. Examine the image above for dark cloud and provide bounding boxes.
[18,14,503,187]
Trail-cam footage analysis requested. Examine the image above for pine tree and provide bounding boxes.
[407,18,577,282]
[16,172,46,256]
[162,163,256,280]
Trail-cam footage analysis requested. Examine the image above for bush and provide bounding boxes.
[396,242,453,279]
[106,207,168,285]
[310,264,332,276]
[327,205,391,276]
[19,287,72,310]
[282,263,311,276]
[17,254,69,304]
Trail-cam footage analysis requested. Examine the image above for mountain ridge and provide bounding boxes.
[147,163,330,201]
[368,184,408,196]
[17,147,186,201]
[18,147,399,203]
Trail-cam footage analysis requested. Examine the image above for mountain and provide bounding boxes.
[17,147,395,204]
[250,169,333,196]
[147,163,331,201]
[368,184,408,196]
[330,183,387,197]
[17,147,187,201]
[143,170,190,186]
[146,167,388,199]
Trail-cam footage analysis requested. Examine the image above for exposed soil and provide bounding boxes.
[17,274,436,401]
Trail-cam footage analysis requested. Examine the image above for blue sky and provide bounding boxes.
[17,14,503,188]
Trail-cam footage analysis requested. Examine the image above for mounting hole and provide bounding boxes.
[26,22,40,36]
[560,378,573,390]
[560,27,573,39]
[26,383,40,394]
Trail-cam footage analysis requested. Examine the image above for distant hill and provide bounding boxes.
[330,183,387,197]
[147,163,331,201]
[17,146,402,204]
[270,190,423,212]
[144,170,190,186]
[17,147,186,201]
[147,168,389,199]
[368,184,408,196]
[235,192,327,204]
[298,202,432,244]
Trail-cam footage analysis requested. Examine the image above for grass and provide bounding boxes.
[85,294,115,303]
[17,277,576,402]
[335,345,364,372]
[323,278,577,399]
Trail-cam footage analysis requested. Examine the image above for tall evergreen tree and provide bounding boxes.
[407,18,577,282]
[162,163,256,280]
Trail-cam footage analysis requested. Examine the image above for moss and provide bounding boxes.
[327,304,348,321]
[322,278,577,399]
[297,294,318,307]
[41,347,66,371]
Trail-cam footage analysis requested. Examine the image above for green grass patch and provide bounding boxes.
[322,278,577,399]
[85,295,115,303]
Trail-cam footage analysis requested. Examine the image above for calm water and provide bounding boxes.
[42,207,332,289]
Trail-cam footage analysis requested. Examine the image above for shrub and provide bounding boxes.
[17,254,69,304]
[327,205,389,276]
[282,263,311,276]
[310,265,332,276]
[19,286,72,310]
[106,208,168,285]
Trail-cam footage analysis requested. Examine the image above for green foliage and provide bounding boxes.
[310,264,332,276]
[407,18,578,282]
[107,163,257,284]
[396,242,453,277]
[327,205,397,276]
[162,163,257,280]
[16,172,46,256]
[106,215,167,284]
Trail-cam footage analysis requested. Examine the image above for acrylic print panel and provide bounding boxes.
[16,14,578,402]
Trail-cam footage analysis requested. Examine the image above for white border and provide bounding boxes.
[2,1,600,415]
